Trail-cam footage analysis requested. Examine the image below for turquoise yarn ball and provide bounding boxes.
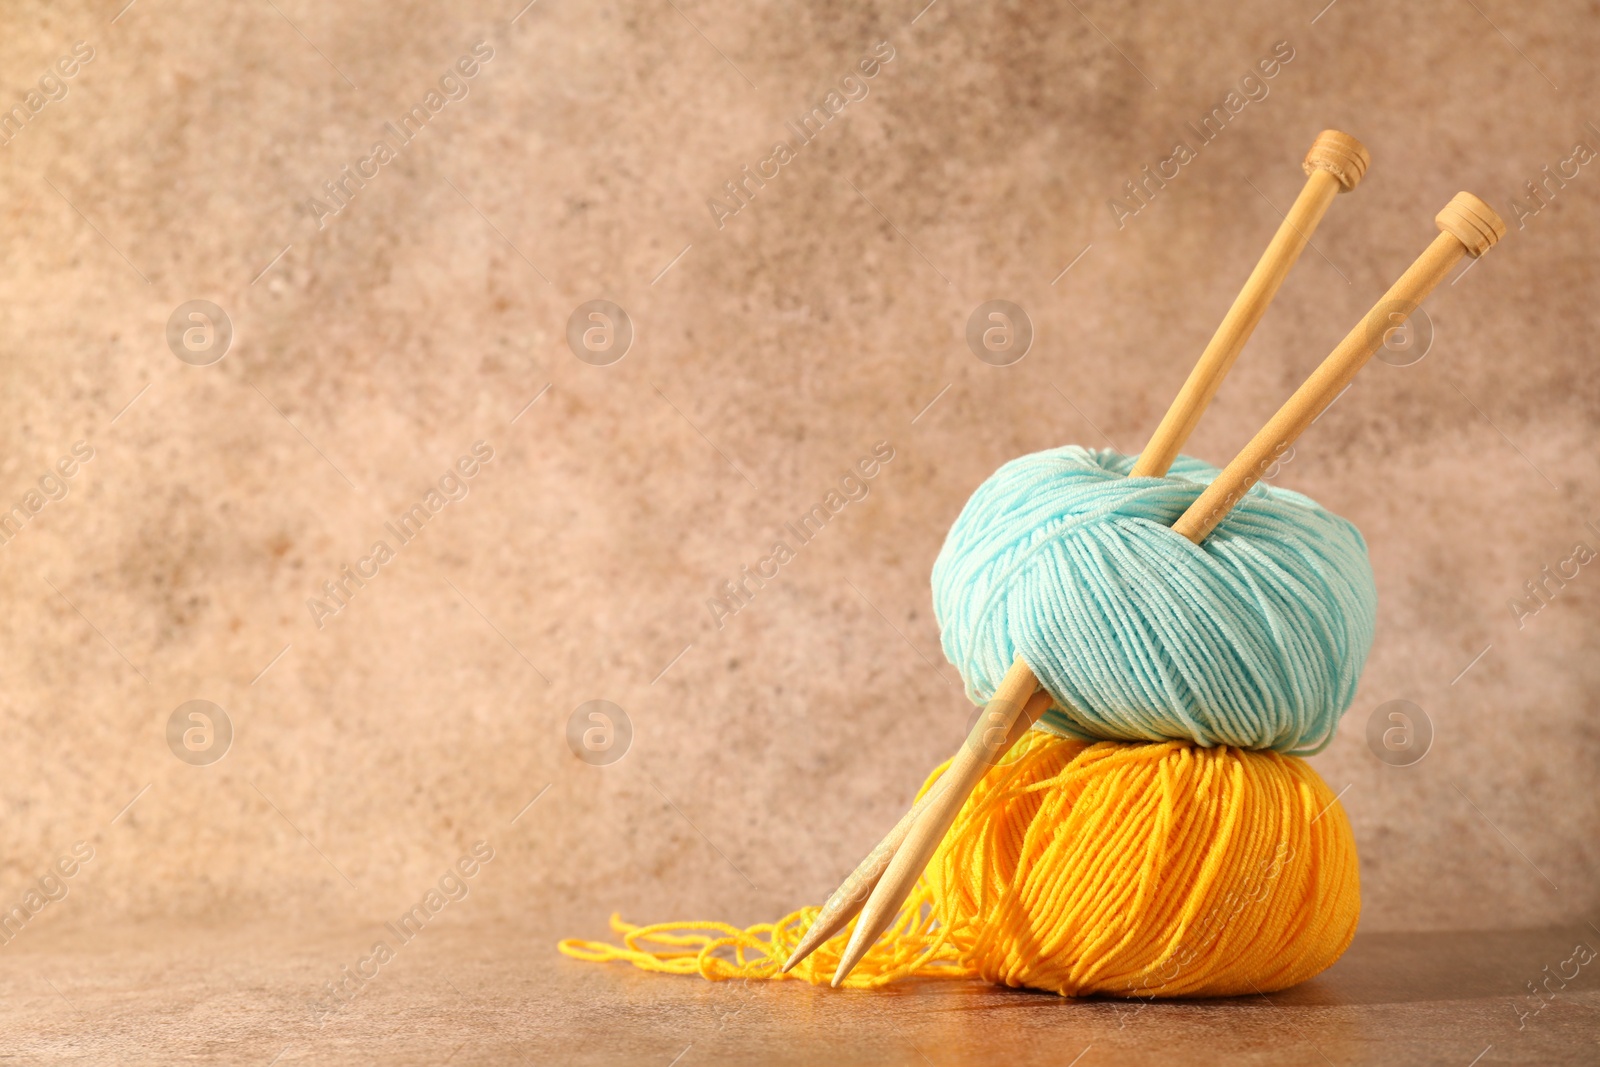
[931,447,1377,754]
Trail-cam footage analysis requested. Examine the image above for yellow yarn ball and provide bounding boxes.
[557,731,1360,998]
[919,731,1360,997]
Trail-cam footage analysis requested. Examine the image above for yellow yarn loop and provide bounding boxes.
[559,733,1360,996]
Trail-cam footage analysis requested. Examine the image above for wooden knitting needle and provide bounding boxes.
[784,130,1370,976]
[778,688,1051,973]
[779,783,944,972]
[831,191,1506,986]
[1132,129,1369,477]
[1174,190,1504,541]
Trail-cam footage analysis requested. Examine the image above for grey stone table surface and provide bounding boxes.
[2,918,1596,1065]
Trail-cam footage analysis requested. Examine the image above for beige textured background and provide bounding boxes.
[2,0,1597,1005]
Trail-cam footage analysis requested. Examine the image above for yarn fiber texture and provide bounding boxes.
[558,731,1360,996]
[933,447,1377,754]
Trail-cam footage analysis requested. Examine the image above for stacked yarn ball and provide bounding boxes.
[934,447,1376,753]
[561,446,1375,997]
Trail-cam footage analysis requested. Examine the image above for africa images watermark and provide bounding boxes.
[0,40,95,148]
[303,41,496,230]
[306,441,495,629]
[1108,40,1297,229]
[0,842,95,950]
[1515,939,1595,1030]
[705,40,897,230]
[307,840,495,1028]
[705,441,895,630]
[1507,533,1595,630]
[1506,125,1598,230]
[1110,839,1297,1021]
[0,440,95,548]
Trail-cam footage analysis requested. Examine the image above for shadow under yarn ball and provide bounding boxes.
[932,447,1378,754]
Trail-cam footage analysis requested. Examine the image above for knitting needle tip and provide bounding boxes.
[780,895,857,974]
[781,782,950,976]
